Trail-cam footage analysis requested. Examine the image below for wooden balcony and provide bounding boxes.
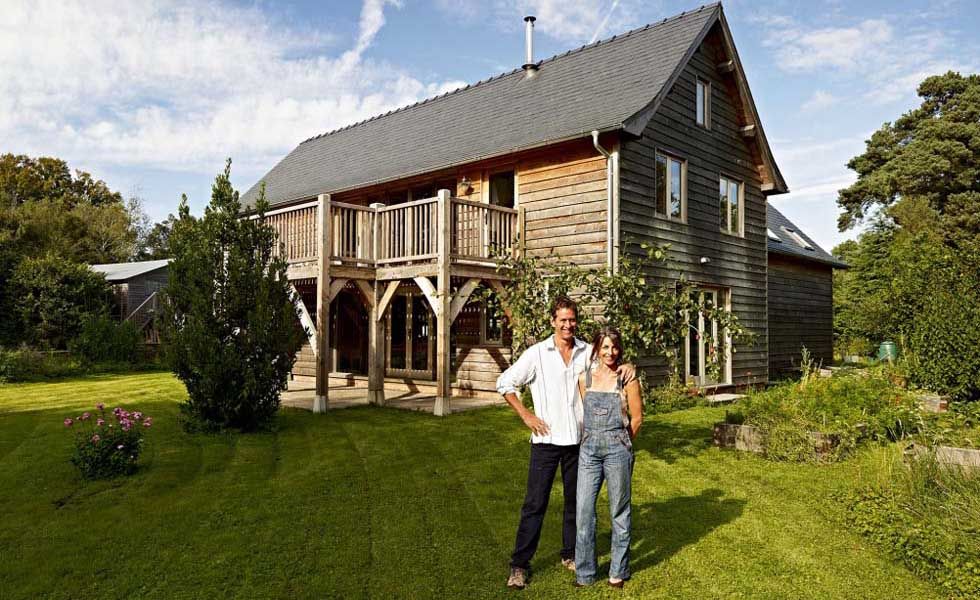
[265,190,522,281]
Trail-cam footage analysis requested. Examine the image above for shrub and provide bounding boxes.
[161,161,303,432]
[0,347,83,382]
[844,453,980,599]
[71,315,144,365]
[646,381,705,414]
[725,367,920,462]
[906,280,980,401]
[64,405,153,479]
[10,255,111,349]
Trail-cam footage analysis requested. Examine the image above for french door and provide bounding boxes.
[385,292,435,379]
[684,288,731,386]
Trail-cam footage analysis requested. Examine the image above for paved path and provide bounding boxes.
[281,376,506,414]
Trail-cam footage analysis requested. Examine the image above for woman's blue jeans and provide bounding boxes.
[575,428,634,583]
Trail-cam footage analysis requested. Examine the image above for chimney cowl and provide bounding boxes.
[522,15,538,74]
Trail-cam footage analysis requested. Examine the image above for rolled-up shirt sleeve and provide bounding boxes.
[496,346,537,396]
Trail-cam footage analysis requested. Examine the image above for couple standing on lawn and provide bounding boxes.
[496,295,643,590]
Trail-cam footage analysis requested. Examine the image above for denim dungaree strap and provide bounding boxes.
[576,365,633,584]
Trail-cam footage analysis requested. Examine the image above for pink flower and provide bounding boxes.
[96,418,105,427]
[96,403,104,411]
[91,434,101,444]
[143,419,152,428]
[64,418,73,427]
[133,412,143,420]
[81,412,91,420]
[113,407,122,417]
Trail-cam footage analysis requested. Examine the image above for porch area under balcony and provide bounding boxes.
[264,189,521,416]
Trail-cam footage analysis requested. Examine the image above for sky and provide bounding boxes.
[2,0,978,252]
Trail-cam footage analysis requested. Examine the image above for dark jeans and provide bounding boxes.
[510,443,579,569]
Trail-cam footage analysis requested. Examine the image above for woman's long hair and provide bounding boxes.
[590,326,624,366]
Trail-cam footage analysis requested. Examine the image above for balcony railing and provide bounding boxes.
[266,192,520,270]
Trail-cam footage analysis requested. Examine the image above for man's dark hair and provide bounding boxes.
[550,295,578,319]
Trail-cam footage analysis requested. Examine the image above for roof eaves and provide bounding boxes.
[768,246,849,269]
[253,123,625,207]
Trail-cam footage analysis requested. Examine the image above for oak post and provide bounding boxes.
[314,193,332,413]
[434,189,453,416]
[368,280,386,405]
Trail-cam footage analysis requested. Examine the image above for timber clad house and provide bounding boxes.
[242,3,842,415]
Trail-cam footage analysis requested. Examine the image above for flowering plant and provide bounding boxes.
[64,403,153,479]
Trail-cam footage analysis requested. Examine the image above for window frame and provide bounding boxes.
[654,150,687,223]
[483,166,518,208]
[696,77,711,129]
[718,174,744,237]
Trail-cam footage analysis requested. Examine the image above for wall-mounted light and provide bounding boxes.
[460,176,473,194]
[700,256,710,264]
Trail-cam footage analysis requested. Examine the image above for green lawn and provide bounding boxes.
[0,373,942,599]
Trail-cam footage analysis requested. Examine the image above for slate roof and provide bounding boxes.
[90,259,170,282]
[244,3,767,208]
[766,204,847,268]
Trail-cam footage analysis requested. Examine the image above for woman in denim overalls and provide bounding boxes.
[574,326,643,588]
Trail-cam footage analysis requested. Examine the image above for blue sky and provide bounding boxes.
[2,0,977,251]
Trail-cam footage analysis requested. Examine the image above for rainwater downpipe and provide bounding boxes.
[592,130,620,272]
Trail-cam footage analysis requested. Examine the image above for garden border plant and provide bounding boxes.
[64,404,154,479]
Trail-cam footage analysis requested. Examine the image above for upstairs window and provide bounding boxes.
[696,77,711,128]
[719,176,742,236]
[489,170,515,208]
[655,152,686,221]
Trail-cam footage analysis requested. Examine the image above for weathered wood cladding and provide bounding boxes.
[330,138,610,269]
[288,139,609,391]
[619,27,769,386]
[113,268,168,320]
[767,254,834,377]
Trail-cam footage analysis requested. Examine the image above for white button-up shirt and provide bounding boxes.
[496,335,590,446]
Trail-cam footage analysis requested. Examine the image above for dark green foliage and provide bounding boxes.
[726,367,920,462]
[844,455,980,599]
[834,72,980,398]
[70,316,144,365]
[0,153,143,349]
[0,348,82,382]
[10,256,111,349]
[838,72,980,230]
[0,153,122,208]
[161,160,303,432]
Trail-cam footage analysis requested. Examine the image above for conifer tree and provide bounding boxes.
[162,160,303,430]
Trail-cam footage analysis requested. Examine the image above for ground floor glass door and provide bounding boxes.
[386,292,435,379]
[685,288,730,386]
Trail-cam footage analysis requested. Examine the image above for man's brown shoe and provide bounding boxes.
[608,578,625,589]
[507,567,528,589]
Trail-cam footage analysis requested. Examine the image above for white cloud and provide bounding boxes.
[0,0,463,180]
[757,14,976,106]
[801,90,839,112]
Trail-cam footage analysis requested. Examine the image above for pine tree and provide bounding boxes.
[162,160,304,431]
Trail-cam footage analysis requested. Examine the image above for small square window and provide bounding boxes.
[655,152,686,221]
[719,176,743,236]
[696,78,711,128]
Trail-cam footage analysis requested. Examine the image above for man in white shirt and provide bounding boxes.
[498,296,632,590]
